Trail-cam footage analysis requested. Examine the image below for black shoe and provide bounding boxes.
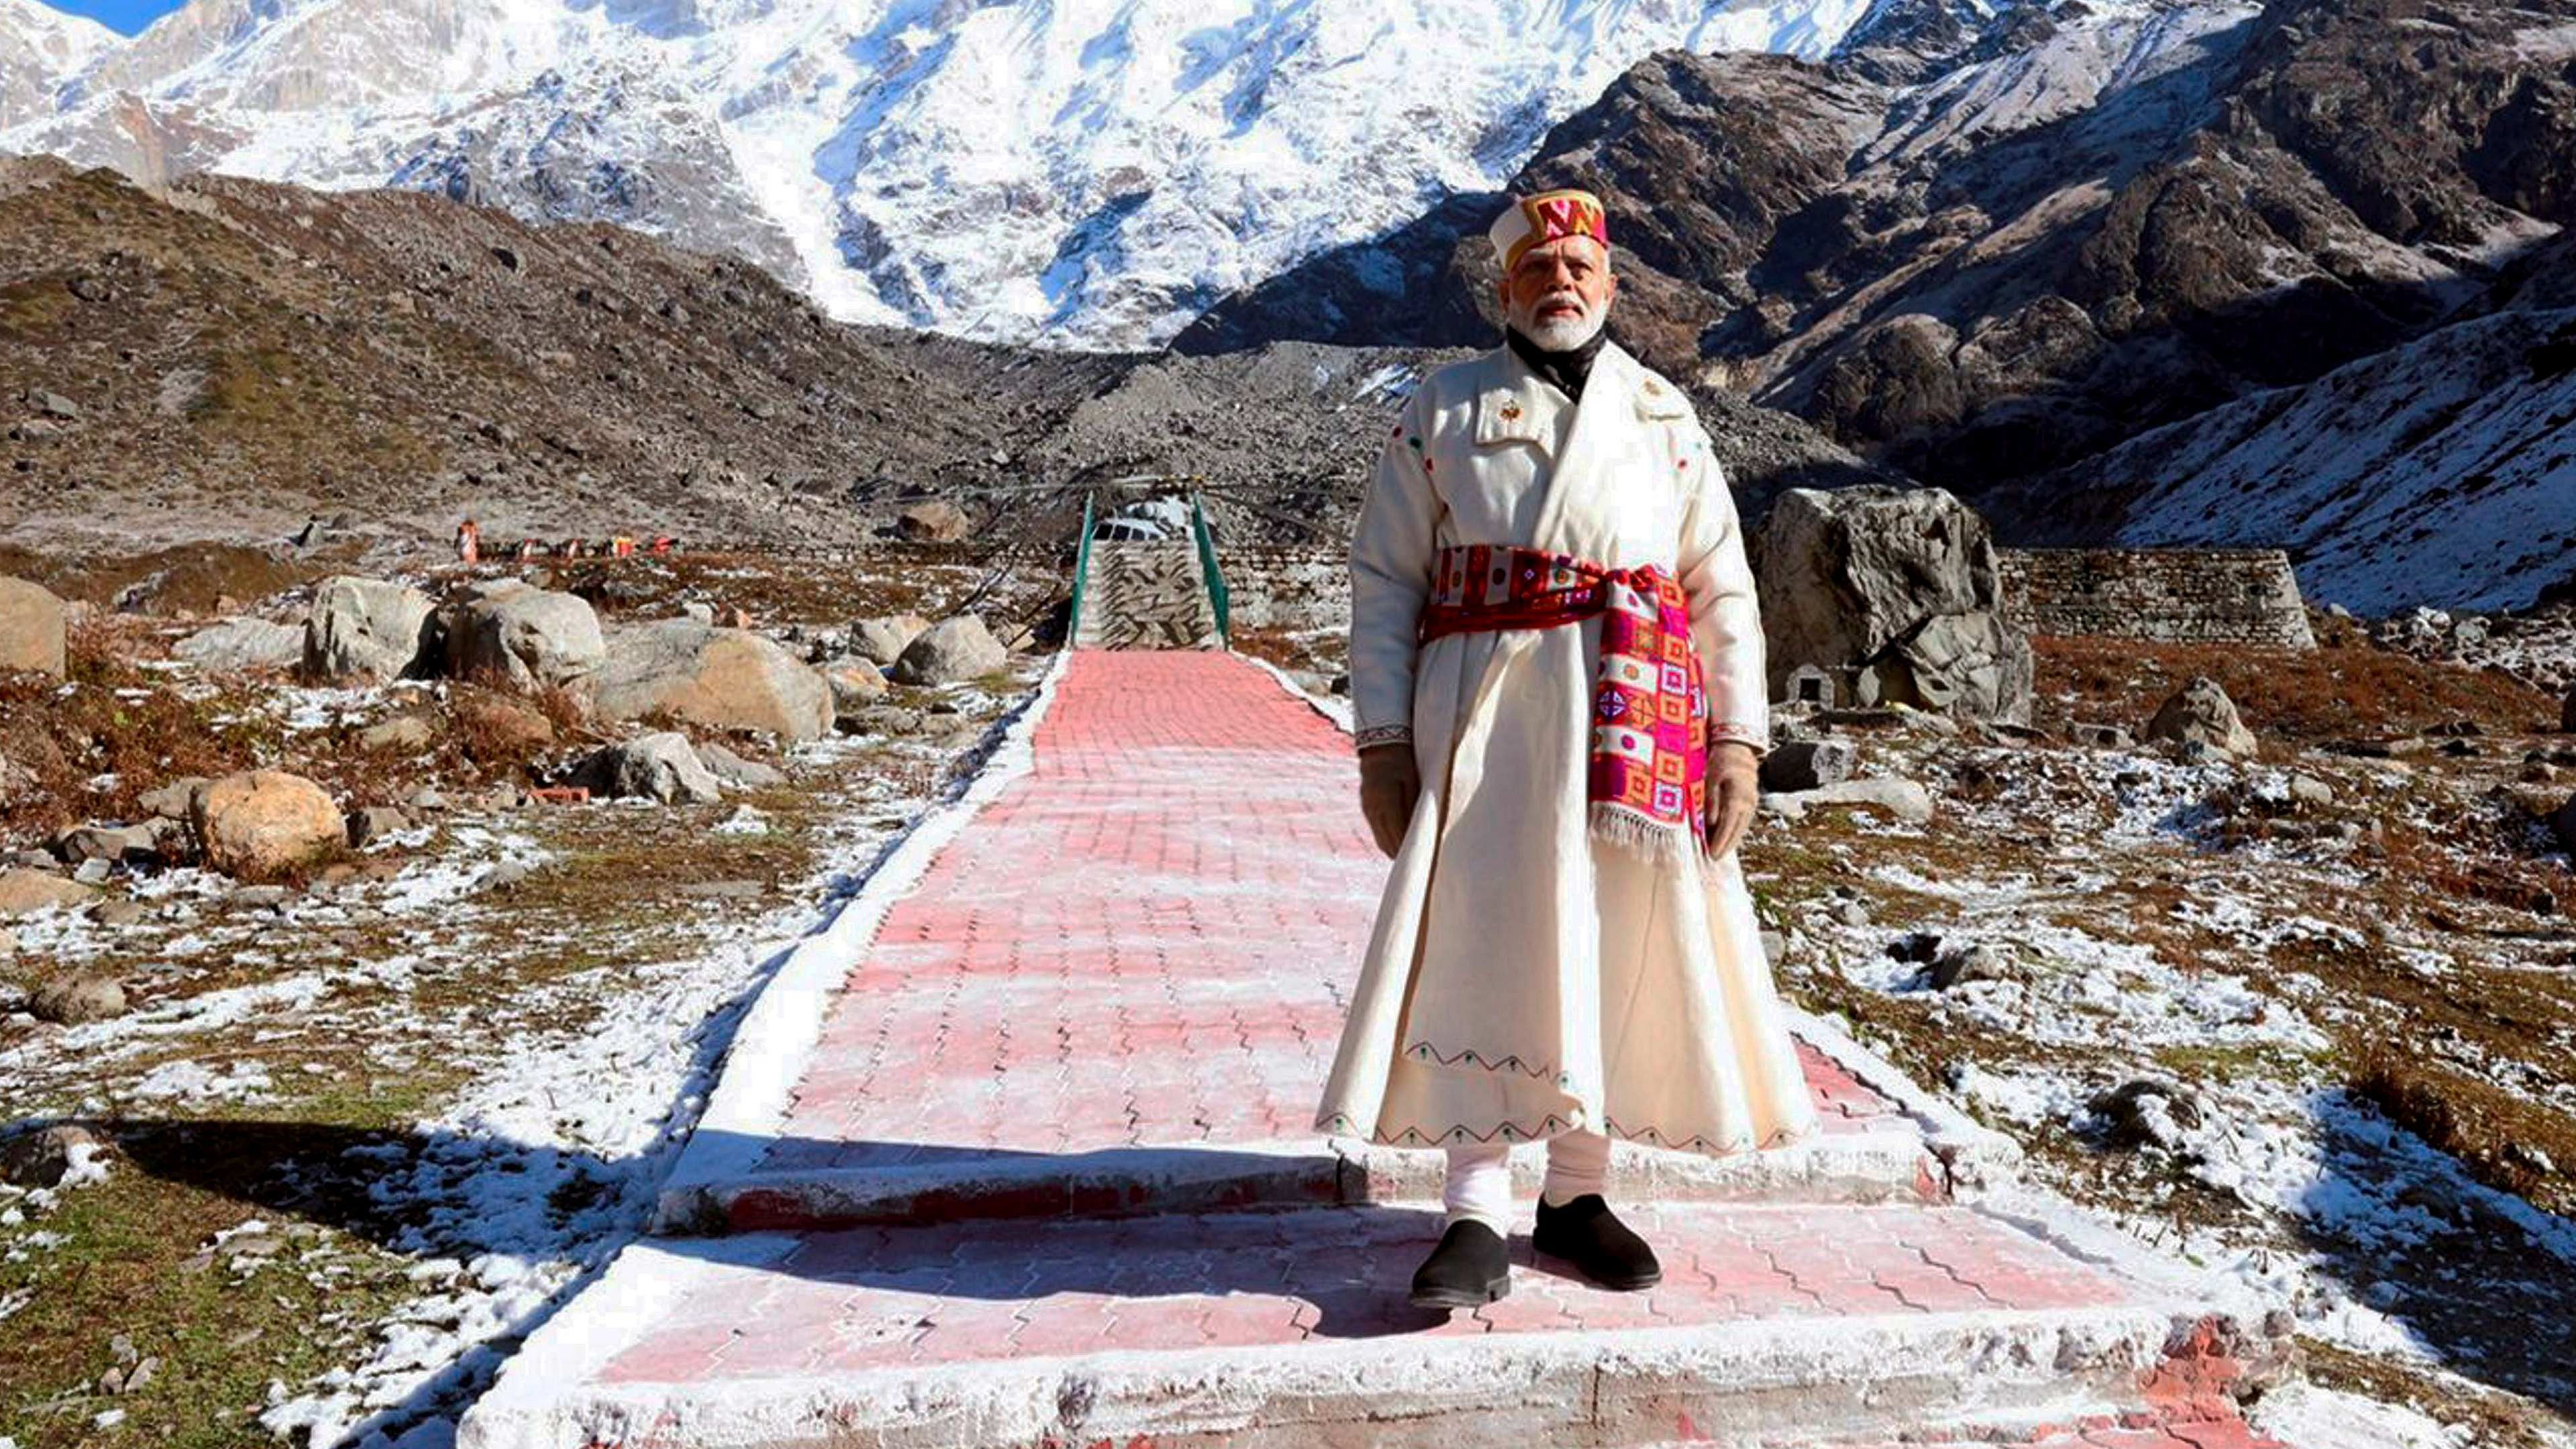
[1532,1192,1660,1290]
[1407,1218,1511,1310]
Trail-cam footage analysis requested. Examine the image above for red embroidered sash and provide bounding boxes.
[1417,543,1709,855]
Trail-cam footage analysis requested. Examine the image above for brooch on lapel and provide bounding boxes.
[1500,400,1523,421]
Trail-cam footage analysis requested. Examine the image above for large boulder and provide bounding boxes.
[0,577,67,678]
[594,621,833,740]
[30,973,126,1026]
[1749,486,2032,724]
[573,733,722,804]
[448,588,606,692]
[304,577,434,683]
[2145,676,2259,759]
[0,867,96,918]
[849,614,931,667]
[191,771,343,878]
[895,500,972,542]
[176,618,303,672]
[892,614,1008,686]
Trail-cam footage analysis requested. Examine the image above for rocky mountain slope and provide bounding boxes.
[0,156,1889,556]
[0,0,1913,349]
[1194,0,2576,612]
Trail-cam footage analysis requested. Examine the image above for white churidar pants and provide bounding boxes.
[1442,1125,1613,1232]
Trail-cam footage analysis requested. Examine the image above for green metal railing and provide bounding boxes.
[1189,492,1230,647]
[1069,490,1097,643]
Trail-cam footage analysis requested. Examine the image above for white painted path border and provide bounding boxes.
[651,647,1077,1230]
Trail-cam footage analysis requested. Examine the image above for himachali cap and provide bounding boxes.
[1489,188,1611,272]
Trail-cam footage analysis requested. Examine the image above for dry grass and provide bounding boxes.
[0,541,354,614]
[2030,635,2560,747]
[2352,1047,2576,1216]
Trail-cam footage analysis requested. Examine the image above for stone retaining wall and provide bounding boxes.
[1997,547,2315,649]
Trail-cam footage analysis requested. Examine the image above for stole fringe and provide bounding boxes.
[1585,801,1699,866]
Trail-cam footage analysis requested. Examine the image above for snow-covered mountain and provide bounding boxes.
[0,0,1904,345]
[0,0,113,129]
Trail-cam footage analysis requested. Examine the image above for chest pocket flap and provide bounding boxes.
[1633,372,1693,423]
[1472,384,1551,448]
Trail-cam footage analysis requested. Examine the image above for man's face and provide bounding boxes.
[1497,234,1616,350]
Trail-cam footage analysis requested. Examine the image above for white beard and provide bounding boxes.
[1517,295,1608,352]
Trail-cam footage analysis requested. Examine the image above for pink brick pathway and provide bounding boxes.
[468,649,2291,1449]
[599,1202,2130,1383]
[753,649,1897,1186]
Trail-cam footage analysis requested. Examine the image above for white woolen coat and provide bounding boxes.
[1311,337,1821,1156]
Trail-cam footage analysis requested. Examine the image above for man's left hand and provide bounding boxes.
[1703,741,1760,859]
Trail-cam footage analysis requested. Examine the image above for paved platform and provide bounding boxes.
[462,649,2287,1449]
[655,650,1962,1235]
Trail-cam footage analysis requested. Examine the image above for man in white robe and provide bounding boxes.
[1311,189,1821,1309]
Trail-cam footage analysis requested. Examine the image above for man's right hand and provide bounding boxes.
[1357,743,1420,859]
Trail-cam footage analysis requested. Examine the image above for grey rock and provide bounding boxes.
[1759,738,1857,792]
[1928,942,2015,989]
[228,884,292,908]
[2087,1078,2204,1151]
[71,857,111,885]
[1831,899,1870,927]
[32,390,78,419]
[891,614,1007,686]
[449,588,606,691]
[304,577,435,683]
[849,705,925,736]
[30,973,127,1024]
[894,500,972,542]
[93,899,149,928]
[1749,486,2032,724]
[824,661,890,720]
[696,739,785,790]
[2287,773,2335,810]
[0,576,68,679]
[574,732,722,804]
[849,613,932,667]
[347,806,413,847]
[2145,676,2259,759]
[594,620,831,740]
[174,618,303,672]
[1764,777,1937,824]
[139,779,207,820]
[56,823,162,867]
[358,714,437,753]
[680,602,716,625]
[2070,721,2134,749]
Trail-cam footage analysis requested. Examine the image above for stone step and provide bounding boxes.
[655,1108,1947,1236]
[460,1199,2284,1449]
[1077,540,1220,650]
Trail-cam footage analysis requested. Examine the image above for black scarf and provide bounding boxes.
[1505,321,1609,403]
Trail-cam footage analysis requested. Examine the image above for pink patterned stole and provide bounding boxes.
[1417,543,1709,859]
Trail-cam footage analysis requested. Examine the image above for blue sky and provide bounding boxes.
[50,0,184,35]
